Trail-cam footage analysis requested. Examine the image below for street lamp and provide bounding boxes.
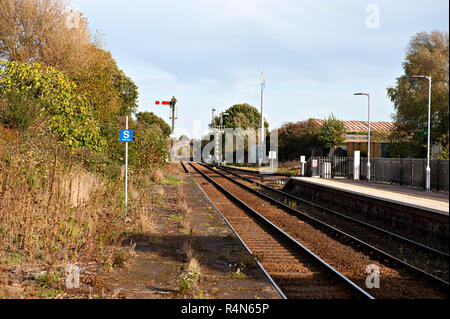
[410,75,432,192]
[259,72,265,167]
[354,93,371,182]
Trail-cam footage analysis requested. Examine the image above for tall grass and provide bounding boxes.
[0,136,125,270]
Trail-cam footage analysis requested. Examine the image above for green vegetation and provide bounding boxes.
[178,259,201,293]
[136,111,171,137]
[218,103,269,133]
[277,119,324,161]
[318,113,346,152]
[387,30,449,159]
[0,61,104,151]
[0,0,172,284]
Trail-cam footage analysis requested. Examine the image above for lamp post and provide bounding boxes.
[410,75,432,192]
[354,93,371,182]
[259,72,265,167]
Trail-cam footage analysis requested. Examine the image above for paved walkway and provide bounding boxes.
[290,177,449,216]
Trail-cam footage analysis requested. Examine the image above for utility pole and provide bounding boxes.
[259,72,265,167]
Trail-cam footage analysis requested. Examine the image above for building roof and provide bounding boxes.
[311,119,394,132]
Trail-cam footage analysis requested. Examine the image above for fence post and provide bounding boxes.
[437,160,440,192]
[411,159,413,187]
[400,159,403,185]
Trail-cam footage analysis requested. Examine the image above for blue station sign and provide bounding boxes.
[120,129,133,142]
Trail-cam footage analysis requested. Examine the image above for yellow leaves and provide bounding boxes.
[1,60,104,152]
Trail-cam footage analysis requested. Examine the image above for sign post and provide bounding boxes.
[120,116,133,220]
[354,151,360,181]
[312,159,319,177]
[269,151,277,172]
[300,156,306,176]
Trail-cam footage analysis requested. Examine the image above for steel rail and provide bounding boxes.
[189,163,375,299]
[183,163,287,299]
[180,161,189,174]
[200,163,449,292]
[219,165,449,259]
[222,165,292,177]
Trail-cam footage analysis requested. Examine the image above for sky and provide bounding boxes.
[72,0,449,138]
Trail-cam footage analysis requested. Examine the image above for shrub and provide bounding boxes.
[0,61,105,151]
[0,90,39,131]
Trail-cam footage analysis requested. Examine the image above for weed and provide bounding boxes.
[179,258,201,293]
[239,254,258,269]
[112,252,127,268]
[149,168,165,183]
[228,268,246,279]
[163,176,182,185]
[228,263,247,279]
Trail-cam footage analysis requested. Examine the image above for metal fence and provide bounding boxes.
[307,157,449,191]
[307,157,349,178]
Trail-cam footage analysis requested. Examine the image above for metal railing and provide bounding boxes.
[306,157,449,191]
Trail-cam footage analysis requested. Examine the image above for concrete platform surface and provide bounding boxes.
[290,177,449,215]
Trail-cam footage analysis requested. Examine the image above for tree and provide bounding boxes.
[0,0,139,123]
[215,103,269,162]
[0,61,104,150]
[278,119,324,161]
[387,31,449,158]
[220,103,268,132]
[136,112,171,137]
[318,113,346,156]
[129,122,169,172]
[70,46,139,123]
[114,69,139,116]
[0,0,92,72]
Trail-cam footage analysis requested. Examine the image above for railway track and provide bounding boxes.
[181,161,373,299]
[182,162,448,299]
[216,165,449,280]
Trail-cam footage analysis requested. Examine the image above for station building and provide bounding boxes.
[311,119,395,158]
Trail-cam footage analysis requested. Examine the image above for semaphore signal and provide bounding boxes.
[155,100,171,105]
[155,97,178,141]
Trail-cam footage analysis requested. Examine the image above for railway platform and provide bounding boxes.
[288,177,449,216]
[283,177,449,238]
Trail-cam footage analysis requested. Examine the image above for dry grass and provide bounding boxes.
[138,207,155,234]
[179,234,201,293]
[175,185,192,231]
[0,142,125,271]
[149,168,165,183]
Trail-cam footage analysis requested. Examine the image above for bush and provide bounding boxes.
[0,90,39,131]
[0,61,105,151]
[129,124,169,173]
